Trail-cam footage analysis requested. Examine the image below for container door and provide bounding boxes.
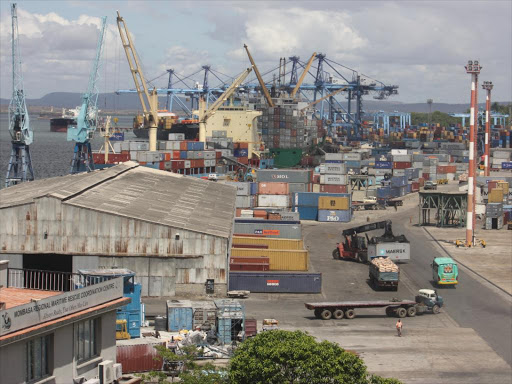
[128,312,141,338]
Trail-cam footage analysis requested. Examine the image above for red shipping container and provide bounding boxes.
[171,160,185,170]
[253,210,268,219]
[116,342,165,373]
[229,263,270,271]
[312,174,320,184]
[159,162,165,170]
[258,182,289,195]
[422,173,430,180]
[231,257,270,264]
[236,208,242,217]
[239,142,249,149]
[393,161,412,169]
[488,181,498,193]
[234,142,240,149]
[172,150,181,159]
[216,151,222,159]
[238,157,249,165]
[232,244,269,249]
[245,318,257,337]
[180,141,189,151]
[319,184,348,193]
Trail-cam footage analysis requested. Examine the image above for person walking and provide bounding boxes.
[396,319,403,337]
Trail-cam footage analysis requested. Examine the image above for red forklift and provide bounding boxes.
[333,220,408,263]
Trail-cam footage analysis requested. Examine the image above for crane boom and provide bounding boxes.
[116,11,158,151]
[290,52,316,98]
[300,86,348,111]
[244,44,274,107]
[5,3,34,187]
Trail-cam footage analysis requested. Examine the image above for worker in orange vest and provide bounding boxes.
[396,319,403,337]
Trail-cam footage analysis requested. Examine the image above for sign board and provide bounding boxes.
[367,243,411,262]
[0,277,123,336]
[254,229,280,236]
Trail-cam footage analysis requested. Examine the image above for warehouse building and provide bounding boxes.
[0,162,236,297]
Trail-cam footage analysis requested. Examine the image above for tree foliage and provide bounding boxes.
[228,330,402,384]
[410,111,460,127]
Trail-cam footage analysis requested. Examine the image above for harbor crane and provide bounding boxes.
[244,44,274,107]
[5,3,34,188]
[67,16,107,174]
[198,67,253,143]
[116,11,159,152]
[290,52,317,99]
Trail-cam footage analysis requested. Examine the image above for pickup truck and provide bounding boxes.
[423,181,437,190]
[305,289,443,320]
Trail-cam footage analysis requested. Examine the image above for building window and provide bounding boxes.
[75,318,99,363]
[26,334,52,382]
[223,119,231,127]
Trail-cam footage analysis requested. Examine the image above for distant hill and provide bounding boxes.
[0,92,510,114]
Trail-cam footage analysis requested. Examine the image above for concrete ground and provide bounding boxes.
[144,181,512,383]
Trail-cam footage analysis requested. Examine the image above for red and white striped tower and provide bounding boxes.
[465,60,481,246]
[482,81,493,176]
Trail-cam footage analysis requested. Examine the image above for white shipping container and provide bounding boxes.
[226,182,251,196]
[320,163,346,175]
[168,133,185,141]
[324,153,343,161]
[367,242,410,262]
[113,142,122,152]
[392,155,412,162]
[204,151,216,159]
[184,160,191,168]
[343,153,362,161]
[493,151,511,160]
[320,174,347,185]
[236,196,253,208]
[257,194,290,208]
[391,149,408,155]
[121,142,130,151]
[392,169,405,177]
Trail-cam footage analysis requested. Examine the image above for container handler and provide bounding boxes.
[333,220,410,263]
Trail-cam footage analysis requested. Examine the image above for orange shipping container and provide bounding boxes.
[253,210,268,219]
[258,182,290,195]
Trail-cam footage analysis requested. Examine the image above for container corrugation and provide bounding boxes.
[232,236,304,250]
[166,301,193,331]
[288,183,308,194]
[245,318,257,337]
[320,174,348,185]
[232,243,269,249]
[233,223,302,239]
[257,169,311,183]
[229,262,270,271]
[116,342,165,373]
[231,256,271,264]
[230,249,308,271]
[258,182,290,195]
[257,194,290,207]
[317,209,352,222]
[319,163,346,174]
[229,272,321,293]
[225,181,251,196]
[293,205,318,220]
[319,184,348,193]
[279,211,301,221]
[318,196,350,210]
[293,192,351,207]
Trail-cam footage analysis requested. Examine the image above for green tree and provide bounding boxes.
[228,330,402,384]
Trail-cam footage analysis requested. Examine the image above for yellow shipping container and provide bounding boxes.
[230,249,308,271]
[488,188,504,203]
[318,196,349,210]
[497,182,509,193]
[232,236,304,250]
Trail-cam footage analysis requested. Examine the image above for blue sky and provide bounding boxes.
[1,1,511,104]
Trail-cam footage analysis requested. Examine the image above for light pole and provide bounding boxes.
[427,99,433,128]
[465,60,481,246]
[482,81,493,177]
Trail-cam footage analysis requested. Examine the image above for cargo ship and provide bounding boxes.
[49,107,81,132]
[132,111,199,140]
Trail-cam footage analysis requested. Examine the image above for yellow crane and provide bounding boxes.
[244,44,274,108]
[116,11,159,151]
[290,52,317,99]
[198,67,253,142]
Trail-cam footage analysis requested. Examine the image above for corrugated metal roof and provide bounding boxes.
[0,162,236,238]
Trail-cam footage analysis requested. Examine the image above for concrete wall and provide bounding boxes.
[0,197,228,257]
[0,310,117,384]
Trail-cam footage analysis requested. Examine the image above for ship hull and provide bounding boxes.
[133,123,199,141]
[50,118,75,133]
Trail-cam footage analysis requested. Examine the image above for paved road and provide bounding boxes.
[394,208,512,366]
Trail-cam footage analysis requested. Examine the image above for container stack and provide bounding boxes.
[292,192,352,221]
[319,159,348,193]
[226,182,255,209]
[492,150,512,170]
[485,203,504,230]
[257,182,290,209]
[317,196,351,222]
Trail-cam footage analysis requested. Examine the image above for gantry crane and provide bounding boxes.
[116,11,159,152]
[244,44,274,107]
[5,3,34,188]
[290,52,317,99]
[198,67,253,143]
[67,16,107,174]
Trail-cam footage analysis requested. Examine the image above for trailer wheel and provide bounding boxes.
[385,307,395,317]
[407,306,417,317]
[320,309,332,320]
[432,304,440,314]
[332,249,340,260]
[314,309,322,319]
[345,309,356,319]
[396,307,407,318]
[333,309,344,320]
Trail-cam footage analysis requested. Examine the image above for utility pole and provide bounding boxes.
[465,60,481,246]
[427,99,433,127]
[482,81,493,177]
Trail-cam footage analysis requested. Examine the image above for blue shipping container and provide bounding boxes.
[375,161,393,169]
[167,304,193,331]
[345,160,361,168]
[180,151,188,159]
[117,311,141,338]
[294,206,318,220]
[250,182,258,195]
[228,272,322,293]
[317,209,351,222]
[377,187,393,198]
[501,162,512,169]
[234,148,249,157]
[193,142,204,151]
[187,142,195,151]
[293,192,351,207]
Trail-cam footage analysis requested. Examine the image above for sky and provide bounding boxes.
[0,0,510,104]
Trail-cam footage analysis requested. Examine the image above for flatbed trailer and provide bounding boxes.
[305,292,442,320]
[352,202,386,211]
